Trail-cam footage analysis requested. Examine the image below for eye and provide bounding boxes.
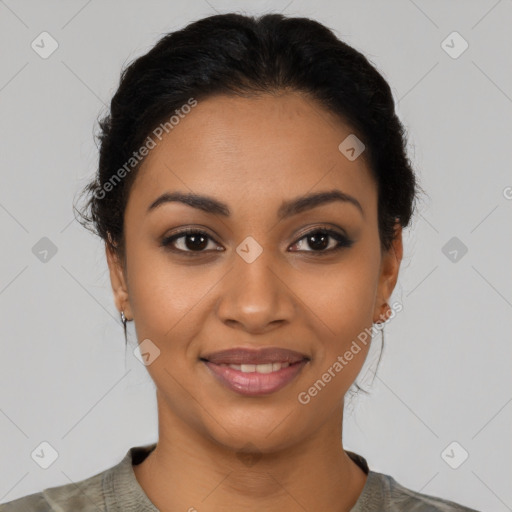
[161,228,222,254]
[289,227,354,254]
[161,226,354,256]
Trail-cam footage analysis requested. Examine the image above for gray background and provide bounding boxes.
[1,1,511,510]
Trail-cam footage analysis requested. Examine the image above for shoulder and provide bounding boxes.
[0,491,50,511]
[0,469,106,512]
[0,444,156,512]
[372,471,481,512]
[347,451,480,512]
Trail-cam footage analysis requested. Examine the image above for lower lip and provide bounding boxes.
[203,360,308,396]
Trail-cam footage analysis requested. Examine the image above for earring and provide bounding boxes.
[120,310,128,344]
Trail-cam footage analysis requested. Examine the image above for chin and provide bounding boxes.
[203,416,304,456]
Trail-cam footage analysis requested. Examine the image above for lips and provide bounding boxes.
[203,359,308,396]
[200,347,309,365]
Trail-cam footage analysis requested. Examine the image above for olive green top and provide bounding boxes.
[0,443,480,511]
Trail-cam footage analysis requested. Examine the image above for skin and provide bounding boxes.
[106,91,403,512]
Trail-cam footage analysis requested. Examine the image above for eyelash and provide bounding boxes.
[160,226,354,257]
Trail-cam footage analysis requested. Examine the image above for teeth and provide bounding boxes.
[221,362,291,373]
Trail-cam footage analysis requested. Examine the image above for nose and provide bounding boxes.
[215,251,296,334]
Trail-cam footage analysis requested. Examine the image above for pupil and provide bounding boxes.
[309,232,328,250]
[186,234,207,250]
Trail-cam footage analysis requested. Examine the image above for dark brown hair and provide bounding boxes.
[74,12,422,268]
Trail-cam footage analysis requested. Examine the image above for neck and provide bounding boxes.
[133,393,367,512]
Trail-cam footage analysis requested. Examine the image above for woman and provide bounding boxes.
[0,12,479,512]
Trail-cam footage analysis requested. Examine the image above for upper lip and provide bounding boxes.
[201,347,309,365]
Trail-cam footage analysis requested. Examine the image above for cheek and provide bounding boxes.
[326,264,378,327]
[127,258,204,400]
[295,250,379,390]
[294,250,379,335]
[126,247,206,347]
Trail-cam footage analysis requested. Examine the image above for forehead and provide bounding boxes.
[127,92,376,220]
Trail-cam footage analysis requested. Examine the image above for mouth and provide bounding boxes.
[200,346,310,396]
[200,346,310,365]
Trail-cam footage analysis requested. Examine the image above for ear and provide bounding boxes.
[105,243,132,320]
[372,222,403,324]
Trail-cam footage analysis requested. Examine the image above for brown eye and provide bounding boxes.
[161,229,222,253]
[161,227,353,256]
[289,228,354,254]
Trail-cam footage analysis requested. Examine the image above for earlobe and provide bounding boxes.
[372,223,403,324]
[105,243,132,319]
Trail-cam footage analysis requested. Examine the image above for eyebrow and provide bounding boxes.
[147,189,364,220]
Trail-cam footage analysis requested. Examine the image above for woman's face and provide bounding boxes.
[107,91,402,452]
